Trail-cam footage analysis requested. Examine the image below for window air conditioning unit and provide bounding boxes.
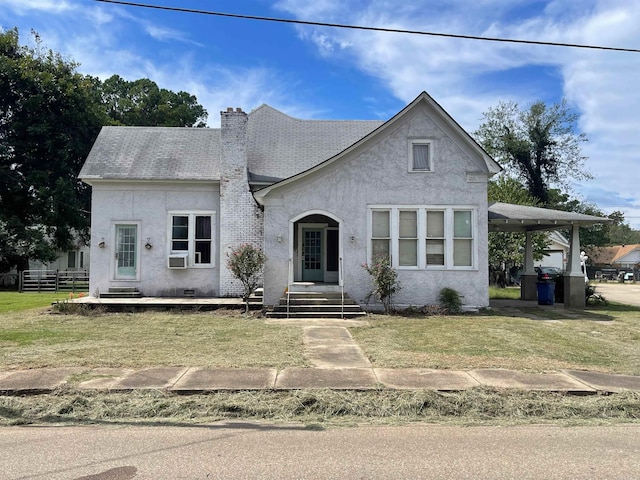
[168,253,188,269]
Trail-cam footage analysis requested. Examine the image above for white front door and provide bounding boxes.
[115,224,137,279]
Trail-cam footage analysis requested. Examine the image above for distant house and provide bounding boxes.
[589,244,640,272]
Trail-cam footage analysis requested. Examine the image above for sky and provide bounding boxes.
[2,0,639,228]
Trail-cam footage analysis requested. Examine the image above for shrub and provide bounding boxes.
[53,293,92,315]
[226,244,266,313]
[438,287,462,314]
[363,256,401,314]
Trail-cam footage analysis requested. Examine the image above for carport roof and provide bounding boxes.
[488,202,612,233]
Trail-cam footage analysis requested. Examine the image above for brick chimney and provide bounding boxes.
[218,107,264,296]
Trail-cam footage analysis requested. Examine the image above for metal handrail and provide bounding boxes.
[286,259,293,319]
[339,256,344,318]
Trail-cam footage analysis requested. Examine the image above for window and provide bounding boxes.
[399,210,417,266]
[426,210,445,266]
[409,140,433,172]
[453,210,473,267]
[369,207,475,269]
[371,210,390,260]
[67,251,76,269]
[169,212,215,267]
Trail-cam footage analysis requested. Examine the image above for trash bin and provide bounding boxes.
[536,281,555,305]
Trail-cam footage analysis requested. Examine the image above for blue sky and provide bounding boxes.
[3,0,640,228]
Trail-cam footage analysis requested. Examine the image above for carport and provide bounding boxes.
[488,202,612,308]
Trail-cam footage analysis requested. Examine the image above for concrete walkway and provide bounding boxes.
[2,364,640,395]
[2,318,640,395]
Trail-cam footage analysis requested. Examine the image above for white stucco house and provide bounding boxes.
[79,91,533,310]
[80,92,501,309]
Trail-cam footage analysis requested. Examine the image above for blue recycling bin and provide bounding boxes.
[536,281,555,305]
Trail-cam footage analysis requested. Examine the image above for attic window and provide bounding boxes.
[409,140,433,172]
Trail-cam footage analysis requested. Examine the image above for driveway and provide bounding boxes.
[591,282,640,307]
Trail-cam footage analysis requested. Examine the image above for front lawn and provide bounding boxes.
[353,305,640,375]
[0,308,306,370]
[1,292,639,375]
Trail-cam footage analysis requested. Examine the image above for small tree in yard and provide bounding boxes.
[363,256,401,314]
[226,244,266,313]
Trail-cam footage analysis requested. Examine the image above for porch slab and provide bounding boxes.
[0,368,82,394]
[468,369,595,393]
[171,368,278,392]
[564,370,640,393]
[265,318,370,327]
[375,369,480,390]
[275,367,378,389]
[109,367,190,390]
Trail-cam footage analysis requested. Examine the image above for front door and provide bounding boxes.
[115,224,137,279]
[302,228,323,281]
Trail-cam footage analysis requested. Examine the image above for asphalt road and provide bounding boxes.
[2,423,639,479]
[592,282,640,307]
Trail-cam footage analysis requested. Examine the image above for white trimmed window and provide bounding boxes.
[453,210,473,267]
[368,207,475,269]
[399,210,418,267]
[169,212,215,267]
[426,210,445,266]
[371,209,391,259]
[408,140,433,172]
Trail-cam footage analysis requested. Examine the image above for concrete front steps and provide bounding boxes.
[267,290,366,319]
[99,287,142,299]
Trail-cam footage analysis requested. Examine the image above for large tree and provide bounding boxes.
[100,75,207,127]
[0,29,208,273]
[0,29,105,271]
[475,100,591,205]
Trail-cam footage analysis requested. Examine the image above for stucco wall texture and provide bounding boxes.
[261,106,491,309]
[88,182,220,297]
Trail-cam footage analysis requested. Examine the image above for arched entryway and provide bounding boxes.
[290,211,341,284]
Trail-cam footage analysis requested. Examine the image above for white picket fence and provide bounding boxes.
[19,270,89,293]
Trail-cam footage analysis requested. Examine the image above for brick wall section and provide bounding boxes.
[219,108,264,297]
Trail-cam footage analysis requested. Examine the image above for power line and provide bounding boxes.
[92,0,640,53]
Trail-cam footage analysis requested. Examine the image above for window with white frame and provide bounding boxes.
[371,209,391,259]
[426,210,445,266]
[399,210,418,267]
[368,207,475,269]
[169,212,215,267]
[408,140,433,172]
[453,210,473,267]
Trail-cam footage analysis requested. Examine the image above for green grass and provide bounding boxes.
[353,305,640,375]
[0,292,80,313]
[0,308,306,369]
[489,286,521,299]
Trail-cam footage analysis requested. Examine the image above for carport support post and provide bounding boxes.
[521,231,537,301]
[564,224,585,308]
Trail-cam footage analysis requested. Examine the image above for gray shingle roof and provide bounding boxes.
[79,126,220,181]
[79,107,384,183]
[246,105,384,179]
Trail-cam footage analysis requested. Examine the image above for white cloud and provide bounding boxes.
[276,0,640,227]
[1,0,76,15]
